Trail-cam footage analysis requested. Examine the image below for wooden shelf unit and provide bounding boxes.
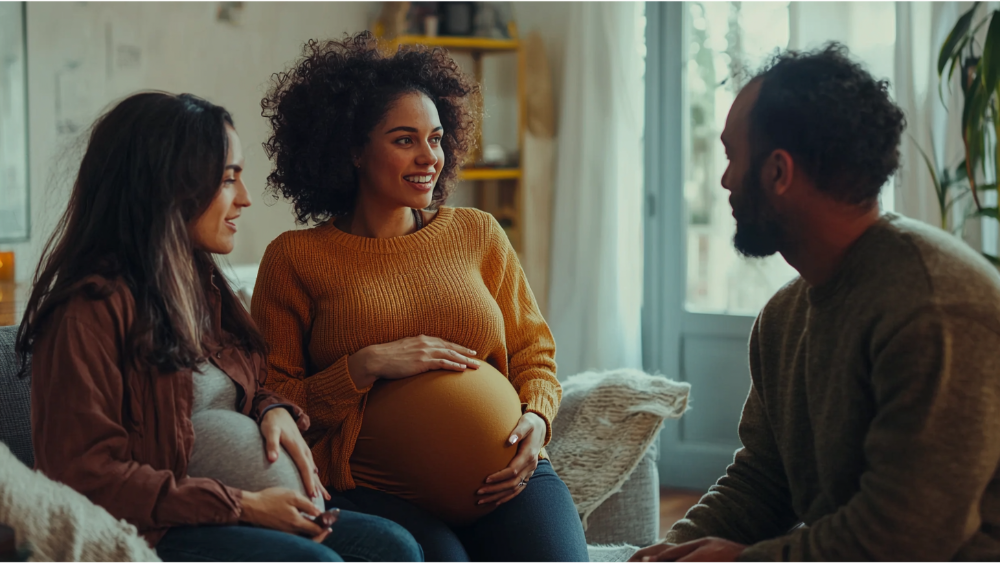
[459,167,521,181]
[381,33,527,253]
[390,35,520,52]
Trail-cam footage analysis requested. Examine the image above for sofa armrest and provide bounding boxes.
[582,441,660,547]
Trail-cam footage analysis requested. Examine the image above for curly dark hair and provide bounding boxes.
[749,42,906,205]
[261,32,482,225]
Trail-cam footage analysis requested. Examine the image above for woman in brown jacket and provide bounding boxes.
[15,92,422,562]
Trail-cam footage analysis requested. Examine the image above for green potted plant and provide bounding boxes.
[918,1,1000,263]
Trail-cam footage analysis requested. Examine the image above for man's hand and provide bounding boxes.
[629,537,747,562]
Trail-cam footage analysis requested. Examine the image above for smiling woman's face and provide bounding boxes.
[189,124,250,254]
[355,91,445,210]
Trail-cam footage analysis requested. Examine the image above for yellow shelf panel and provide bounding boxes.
[391,35,520,52]
[459,168,522,181]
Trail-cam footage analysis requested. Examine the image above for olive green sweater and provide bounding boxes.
[666,213,1000,561]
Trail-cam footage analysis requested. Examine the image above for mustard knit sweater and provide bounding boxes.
[251,207,561,492]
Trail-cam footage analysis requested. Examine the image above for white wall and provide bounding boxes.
[5,2,373,281]
[2,1,572,283]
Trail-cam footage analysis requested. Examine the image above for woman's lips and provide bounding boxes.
[225,219,238,232]
[404,174,436,192]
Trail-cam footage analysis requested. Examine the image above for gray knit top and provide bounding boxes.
[186,363,323,511]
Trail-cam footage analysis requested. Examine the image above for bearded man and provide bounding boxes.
[632,44,1000,562]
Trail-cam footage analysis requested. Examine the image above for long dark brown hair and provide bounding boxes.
[16,92,264,374]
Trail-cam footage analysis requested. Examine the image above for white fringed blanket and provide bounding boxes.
[0,443,160,562]
[548,368,690,529]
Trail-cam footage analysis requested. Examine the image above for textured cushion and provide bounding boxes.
[584,446,660,547]
[0,325,32,468]
[549,369,689,547]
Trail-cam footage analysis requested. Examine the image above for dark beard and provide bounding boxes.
[731,159,784,258]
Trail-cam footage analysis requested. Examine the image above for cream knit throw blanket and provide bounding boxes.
[548,368,690,530]
[0,443,160,562]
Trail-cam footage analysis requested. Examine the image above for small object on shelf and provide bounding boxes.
[481,144,508,166]
[216,2,245,25]
[473,2,509,39]
[0,252,13,282]
[441,2,474,36]
[374,1,412,40]
[423,14,439,37]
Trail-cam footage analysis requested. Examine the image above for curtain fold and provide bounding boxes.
[546,2,644,378]
[894,2,967,229]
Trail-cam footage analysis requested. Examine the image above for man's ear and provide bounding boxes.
[766,149,795,196]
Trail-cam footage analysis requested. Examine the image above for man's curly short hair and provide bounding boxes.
[261,32,482,225]
[749,43,906,205]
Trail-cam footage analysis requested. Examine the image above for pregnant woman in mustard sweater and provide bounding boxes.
[252,33,588,562]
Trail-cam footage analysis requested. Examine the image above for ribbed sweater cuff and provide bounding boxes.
[305,355,372,401]
[521,381,560,445]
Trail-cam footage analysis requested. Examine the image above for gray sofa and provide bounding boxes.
[0,324,660,551]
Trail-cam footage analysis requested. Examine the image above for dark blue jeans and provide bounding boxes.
[328,460,589,562]
[156,509,424,562]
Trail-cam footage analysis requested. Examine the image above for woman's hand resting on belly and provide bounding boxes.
[260,407,330,502]
[347,335,481,388]
[476,412,547,506]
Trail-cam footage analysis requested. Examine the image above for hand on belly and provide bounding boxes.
[349,362,524,526]
[188,409,325,512]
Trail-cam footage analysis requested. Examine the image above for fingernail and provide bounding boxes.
[477,489,485,495]
[468,349,476,355]
[509,435,518,445]
[477,500,484,505]
[485,477,492,483]
[643,557,651,562]
[460,364,467,369]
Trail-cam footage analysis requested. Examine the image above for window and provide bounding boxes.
[682,2,896,315]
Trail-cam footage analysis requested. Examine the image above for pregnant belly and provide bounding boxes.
[188,410,324,511]
[349,362,524,526]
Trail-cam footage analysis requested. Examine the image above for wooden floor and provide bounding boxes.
[659,487,703,537]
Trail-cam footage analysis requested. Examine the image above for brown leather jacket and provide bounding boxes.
[30,274,308,545]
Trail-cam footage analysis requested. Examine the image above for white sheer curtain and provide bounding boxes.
[546,2,645,378]
[894,2,968,229]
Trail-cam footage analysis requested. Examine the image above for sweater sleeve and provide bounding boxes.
[252,237,371,435]
[739,308,1000,561]
[31,307,242,532]
[665,316,799,547]
[484,217,561,444]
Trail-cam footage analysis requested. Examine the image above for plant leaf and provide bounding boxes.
[961,72,988,207]
[981,11,1000,93]
[994,93,1000,205]
[940,2,981,76]
[949,34,974,84]
[957,159,969,181]
[910,138,950,227]
[911,137,944,199]
[975,206,1000,219]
